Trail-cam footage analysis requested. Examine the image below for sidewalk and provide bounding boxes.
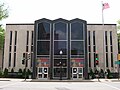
[91,78,120,82]
[0,78,32,82]
[0,78,120,82]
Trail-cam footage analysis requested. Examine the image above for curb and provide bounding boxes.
[30,79,94,82]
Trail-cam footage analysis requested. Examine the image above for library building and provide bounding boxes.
[3,18,118,80]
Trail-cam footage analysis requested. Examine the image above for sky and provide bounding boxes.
[1,0,120,26]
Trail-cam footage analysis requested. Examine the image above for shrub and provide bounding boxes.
[11,68,14,73]
[107,69,112,79]
[0,70,3,78]
[99,69,104,78]
[89,69,94,79]
[3,68,8,78]
[18,69,22,78]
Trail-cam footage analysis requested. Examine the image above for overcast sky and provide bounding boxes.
[1,0,120,25]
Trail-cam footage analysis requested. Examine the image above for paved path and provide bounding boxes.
[0,78,120,90]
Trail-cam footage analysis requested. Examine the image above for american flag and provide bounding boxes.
[102,3,110,10]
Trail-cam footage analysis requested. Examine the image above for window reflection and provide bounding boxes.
[54,59,67,67]
[38,22,50,40]
[54,22,67,40]
[71,41,84,55]
[37,41,50,55]
[71,22,83,40]
[54,41,67,55]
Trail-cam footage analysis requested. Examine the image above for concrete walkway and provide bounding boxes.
[0,78,120,82]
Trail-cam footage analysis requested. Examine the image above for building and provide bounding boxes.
[3,18,118,80]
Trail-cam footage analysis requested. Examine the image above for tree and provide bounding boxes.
[0,27,4,50]
[0,3,9,50]
[117,20,120,31]
[0,3,8,21]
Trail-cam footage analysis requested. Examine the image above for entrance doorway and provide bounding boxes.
[53,59,67,79]
[72,67,83,79]
[38,67,48,79]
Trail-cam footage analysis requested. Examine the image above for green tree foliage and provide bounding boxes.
[0,3,8,21]
[0,26,5,50]
[118,20,120,31]
[0,3,9,50]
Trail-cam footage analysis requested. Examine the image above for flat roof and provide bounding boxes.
[6,23,116,26]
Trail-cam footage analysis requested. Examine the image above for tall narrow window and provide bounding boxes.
[88,31,90,45]
[94,53,96,67]
[89,53,91,67]
[31,31,34,67]
[71,22,83,40]
[13,31,17,67]
[105,31,108,45]
[10,31,12,45]
[106,46,108,52]
[31,31,34,45]
[88,46,91,52]
[31,53,33,67]
[13,53,16,67]
[111,53,113,67]
[93,31,95,45]
[110,31,113,53]
[26,31,29,46]
[106,53,108,67]
[9,31,12,67]
[26,31,29,52]
[26,31,29,67]
[14,31,17,45]
[110,31,112,45]
[110,46,113,52]
[8,53,11,67]
[14,31,17,52]
[93,46,96,52]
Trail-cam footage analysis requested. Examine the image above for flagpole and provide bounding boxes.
[101,1,104,25]
[101,1,105,72]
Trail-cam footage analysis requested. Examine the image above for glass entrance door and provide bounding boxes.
[53,59,67,79]
[38,67,48,79]
[72,67,83,79]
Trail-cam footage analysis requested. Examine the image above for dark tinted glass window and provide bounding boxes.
[26,46,28,52]
[89,53,91,67]
[9,53,11,67]
[31,31,34,45]
[14,31,17,45]
[71,22,83,40]
[14,46,16,52]
[93,31,95,45]
[54,41,67,55]
[71,41,84,55]
[88,46,91,52]
[38,22,50,40]
[94,53,96,67]
[10,31,12,45]
[26,31,29,45]
[106,46,108,52]
[88,31,90,45]
[110,31,112,45]
[54,22,67,40]
[37,41,50,55]
[9,46,12,52]
[111,53,113,67]
[13,53,16,67]
[93,46,96,52]
[106,53,108,67]
[105,31,107,45]
[111,46,113,52]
